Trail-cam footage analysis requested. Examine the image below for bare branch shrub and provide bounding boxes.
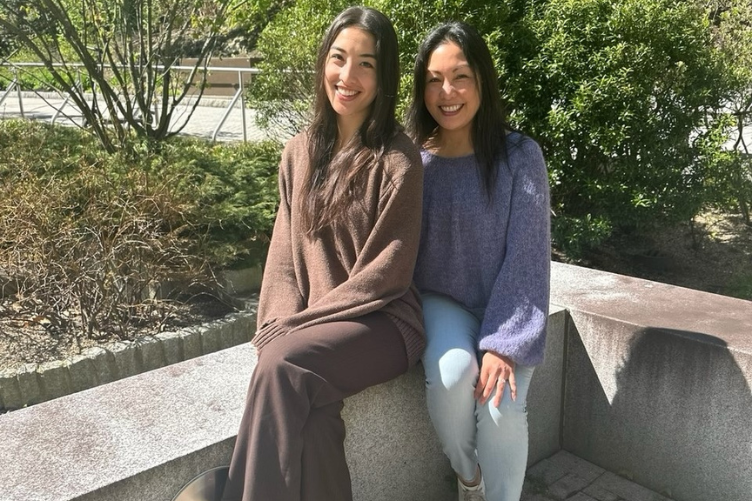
[0,0,238,153]
[0,154,216,340]
[0,119,280,347]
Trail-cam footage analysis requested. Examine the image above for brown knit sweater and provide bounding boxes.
[252,131,426,366]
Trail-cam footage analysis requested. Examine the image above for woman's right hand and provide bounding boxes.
[474,351,516,407]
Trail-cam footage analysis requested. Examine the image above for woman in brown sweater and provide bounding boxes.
[220,6,425,501]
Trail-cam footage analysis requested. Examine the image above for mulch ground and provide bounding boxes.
[577,210,752,298]
[0,294,234,372]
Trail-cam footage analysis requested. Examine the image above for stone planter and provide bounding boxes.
[0,304,258,413]
[0,266,262,413]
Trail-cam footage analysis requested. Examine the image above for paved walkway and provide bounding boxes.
[0,90,288,143]
[3,89,750,154]
[2,90,678,501]
[522,451,673,501]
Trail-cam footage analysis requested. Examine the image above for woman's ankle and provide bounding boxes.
[458,466,482,487]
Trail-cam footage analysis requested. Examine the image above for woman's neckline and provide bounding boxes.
[421,148,476,161]
[421,130,520,161]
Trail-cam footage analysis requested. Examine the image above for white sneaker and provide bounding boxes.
[458,476,486,501]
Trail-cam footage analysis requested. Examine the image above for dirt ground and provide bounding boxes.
[1,210,750,373]
[0,294,234,372]
[573,210,752,299]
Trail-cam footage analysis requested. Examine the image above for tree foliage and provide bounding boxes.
[0,27,16,60]
[510,0,732,253]
[251,0,748,254]
[246,0,343,135]
[708,0,752,224]
[248,0,508,133]
[0,0,237,152]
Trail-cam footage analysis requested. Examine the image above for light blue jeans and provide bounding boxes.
[421,293,535,501]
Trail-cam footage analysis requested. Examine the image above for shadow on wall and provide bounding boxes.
[572,327,752,501]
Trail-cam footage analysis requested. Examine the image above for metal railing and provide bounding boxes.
[0,62,261,142]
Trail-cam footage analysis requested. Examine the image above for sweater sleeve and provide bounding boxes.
[477,139,551,366]
[253,141,423,349]
[255,141,306,332]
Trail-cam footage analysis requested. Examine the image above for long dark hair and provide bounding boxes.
[406,21,510,196]
[301,6,400,236]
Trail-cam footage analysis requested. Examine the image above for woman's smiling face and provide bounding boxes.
[324,27,378,130]
[423,41,480,139]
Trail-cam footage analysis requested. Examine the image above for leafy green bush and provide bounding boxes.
[0,120,281,265]
[0,120,280,339]
[0,47,79,92]
[151,136,281,268]
[712,0,752,225]
[248,0,508,133]
[247,0,344,135]
[551,213,613,259]
[704,148,752,224]
[251,0,746,257]
[509,0,732,248]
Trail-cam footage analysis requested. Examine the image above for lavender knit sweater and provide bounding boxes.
[413,132,551,366]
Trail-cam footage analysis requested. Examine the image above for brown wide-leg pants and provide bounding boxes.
[220,312,408,501]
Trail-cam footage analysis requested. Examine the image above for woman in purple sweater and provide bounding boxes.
[407,22,551,501]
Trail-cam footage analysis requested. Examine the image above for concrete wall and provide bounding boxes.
[0,309,567,501]
[0,347,250,501]
[551,262,752,501]
[2,263,749,501]
[528,306,567,466]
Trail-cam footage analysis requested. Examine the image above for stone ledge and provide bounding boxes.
[2,263,749,501]
[0,302,258,413]
[0,345,453,501]
[550,262,752,501]
[0,344,253,501]
[0,307,567,501]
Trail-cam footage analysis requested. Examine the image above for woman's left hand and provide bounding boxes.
[474,351,516,407]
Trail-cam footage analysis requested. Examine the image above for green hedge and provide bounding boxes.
[0,119,281,337]
[249,0,748,257]
[0,119,281,269]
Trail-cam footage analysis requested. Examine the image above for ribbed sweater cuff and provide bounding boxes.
[252,321,288,351]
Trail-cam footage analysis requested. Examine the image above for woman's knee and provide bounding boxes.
[425,348,479,392]
[252,353,289,392]
[254,337,308,384]
[421,294,481,390]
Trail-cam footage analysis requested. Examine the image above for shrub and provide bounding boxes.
[0,120,280,340]
[712,0,752,225]
[251,0,743,257]
[509,0,732,249]
[247,0,345,135]
[248,0,507,134]
[551,213,613,259]
[0,0,238,152]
